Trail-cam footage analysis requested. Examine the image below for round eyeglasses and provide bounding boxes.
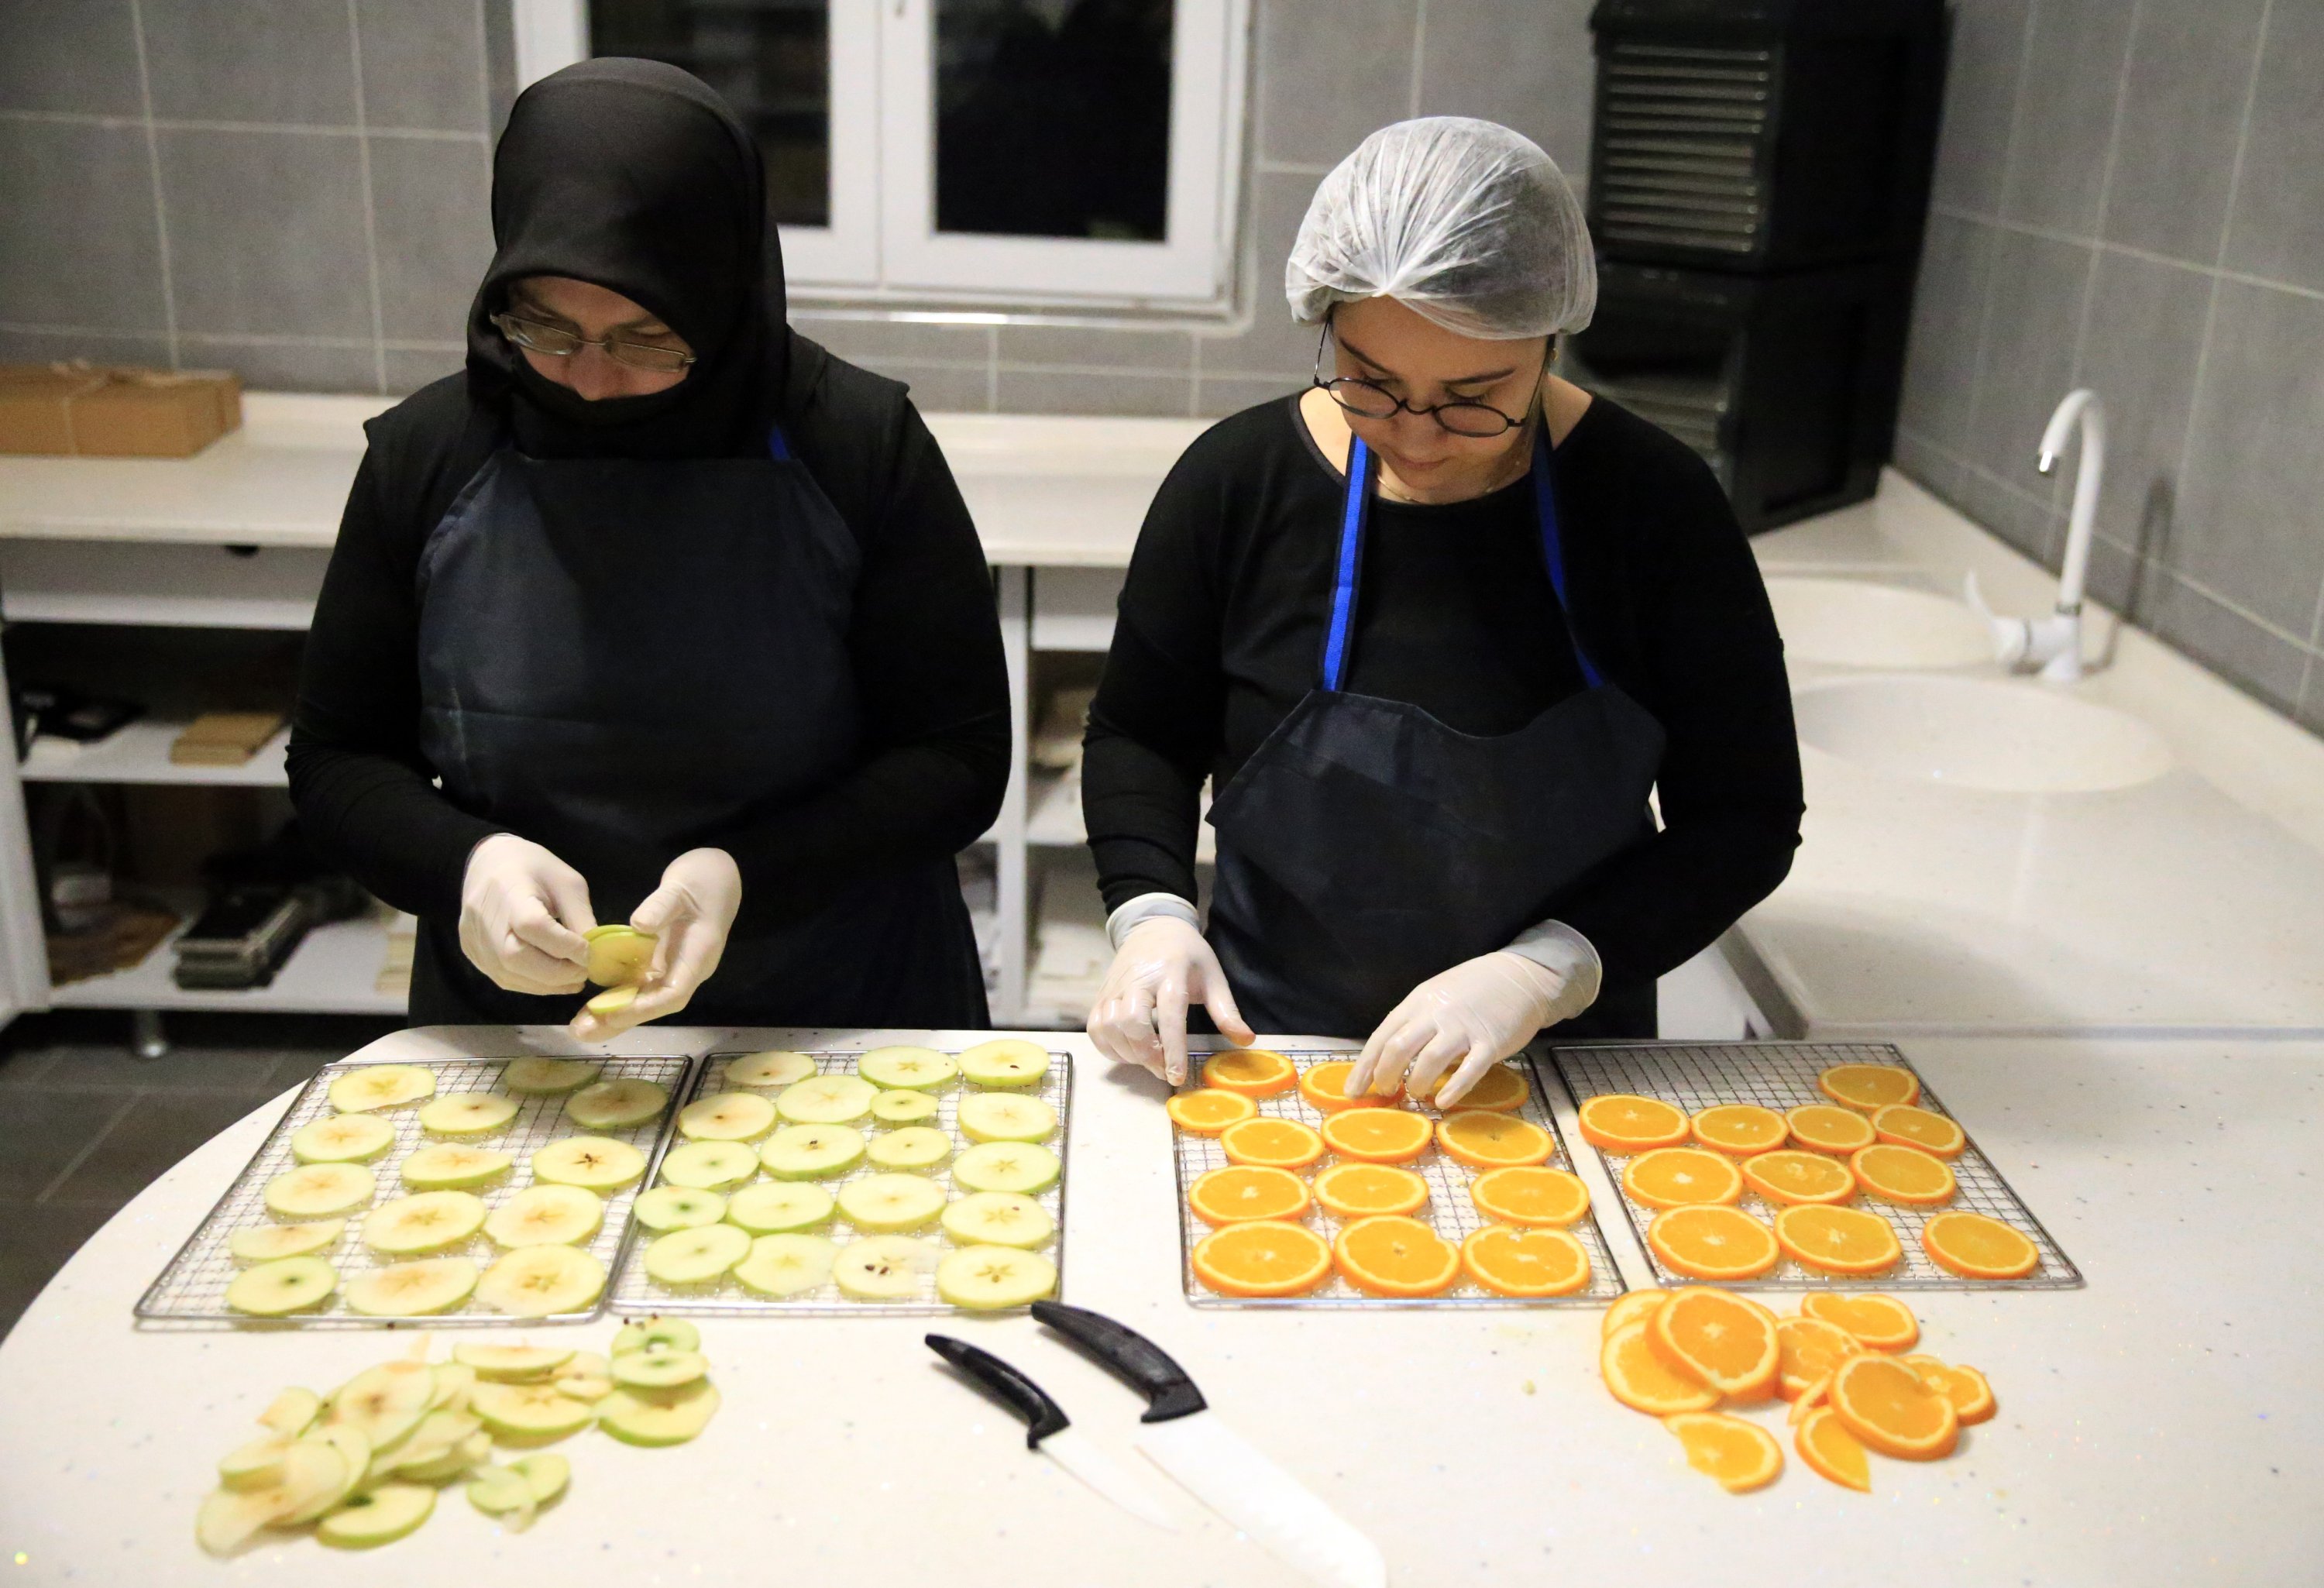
[491,311,697,374]
[1310,318,1545,438]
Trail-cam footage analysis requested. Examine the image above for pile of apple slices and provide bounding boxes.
[194,1317,721,1557]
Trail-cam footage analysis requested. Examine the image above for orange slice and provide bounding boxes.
[1187,1164,1312,1226]
[1622,1147,1744,1209]
[1219,1115,1327,1170]
[1647,1286,1779,1399]
[1800,1291,1920,1352]
[1298,1059,1397,1113]
[1202,1048,1297,1098]
[1795,1405,1872,1492]
[1646,1205,1779,1280]
[1191,1220,1332,1298]
[1872,1103,1966,1157]
[1850,1143,1957,1205]
[1312,1161,1429,1218]
[1165,1088,1257,1136]
[1774,1204,1902,1275]
[1901,1356,1997,1424]
[1787,1373,1831,1426]
[1470,1165,1590,1227]
[1738,1149,1855,1205]
[1774,1315,1864,1399]
[1829,1353,1958,1459]
[1662,1411,1783,1493]
[1690,1104,1787,1156]
[1786,1104,1875,1154]
[1431,1063,1528,1112]
[1817,1062,1920,1112]
[1436,1111,1554,1169]
[1600,1321,1718,1415]
[1319,1107,1434,1164]
[1601,1287,1669,1339]
[1920,1210,2040,1280]
[1576,1093,1689,1152]
[1460,1225,1590,1298]
[1332,1215,1459,1297]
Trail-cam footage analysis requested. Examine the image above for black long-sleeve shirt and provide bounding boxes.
[288,336,1010,936]
[1081,393,1803,991]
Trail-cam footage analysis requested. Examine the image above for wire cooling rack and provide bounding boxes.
[1552,1041,2082,1291]
[136,1052,696,1326]
[1174,1049,1628,1308]
[608,1045,1072,1318]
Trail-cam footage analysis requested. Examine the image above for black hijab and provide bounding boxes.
[465,58,787,460]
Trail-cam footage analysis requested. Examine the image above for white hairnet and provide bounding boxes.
[1285,117,1596,341]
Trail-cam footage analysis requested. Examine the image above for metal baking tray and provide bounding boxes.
[136,1051,697,1326]
[1553,1040,2083,1291]
[607,1044,1072,1318]
[1174,1048,1628,1308]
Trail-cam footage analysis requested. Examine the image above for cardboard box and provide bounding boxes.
[0,363,243,457]
[169,713,284,767]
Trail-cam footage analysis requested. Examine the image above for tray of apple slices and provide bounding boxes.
[605,1040,1070,1316]
[136,1051,698,1326]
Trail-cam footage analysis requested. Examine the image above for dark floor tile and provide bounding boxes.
[266,1050,339,1089]
[0,1091,135,1200]
[40,1091,271,1206]
[0,1199,119,1342]
[36,1043,287,1093]
[0,1046,57,1085]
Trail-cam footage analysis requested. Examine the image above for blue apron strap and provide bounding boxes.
[1530,426,1605,690]
[765,422,792,462]
[1319,435,1374,693]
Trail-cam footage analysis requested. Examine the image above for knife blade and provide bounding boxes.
[1031,1301,1387,1588]
[924,1333,1177,1531]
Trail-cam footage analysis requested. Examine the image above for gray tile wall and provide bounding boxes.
[1895,0,2324,735]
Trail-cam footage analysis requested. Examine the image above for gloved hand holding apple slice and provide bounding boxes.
[569,847,742,1040]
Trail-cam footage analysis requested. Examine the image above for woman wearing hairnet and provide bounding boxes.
[1081,119,1803,1105]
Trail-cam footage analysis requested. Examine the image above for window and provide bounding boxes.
[513,0,1249,311]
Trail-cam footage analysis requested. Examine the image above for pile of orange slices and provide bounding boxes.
[1598,1284,1998,1494]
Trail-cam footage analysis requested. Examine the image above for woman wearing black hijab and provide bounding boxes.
[288,60,1010,1034]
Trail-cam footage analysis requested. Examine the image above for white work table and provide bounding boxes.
[2,1025,2318,1586]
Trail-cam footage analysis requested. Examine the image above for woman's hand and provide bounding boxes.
[1086,916,1256,1086]
[1348,951,1583,1106]
[569,847,741,1040]
[459,834,596,994]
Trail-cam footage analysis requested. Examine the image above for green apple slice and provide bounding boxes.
[290,1114,397,1164]
[610,1317,700,1355]
[832,1235,933,1301]
[224,1256,337,1316]
[583,985,638,1018]
[383,1408,483,1476]
[583,923,657,986]
[856,1045,960,1090]
[229,1219,344,1263]
[482,1184,603,1248]
[529,1136,645,1191]
[634,1185,726,1232]
[657,1139,760,1191]
[940,1191,1056,1249]
[957,1039,1050,1088]
[194,1440,346,1555]
[475,1245,606,1317]
[401,1143,513,1192]
[936,1244,1058,1310]
[417,1092,520,1136]
[951,1141,1062,1195]
[467,1452,569,1528]
[452,1344,575,1382]
[837,1174,948,1234]
[512,1451,570,1504]
[324,1360,436,1448]
[316,1482,435,1548]
[609,1347,706,1389]
[724,1181,832,1235]
[299,1425,371,1520]
[641,1222,750,1285]
[870,1088,941,1126]
[758,1124,865,1181]
[217,1435,290,1491]
[429,1362,476,1413]
[469,1381,595,1441]
[724,1050,817,1089]
[362,1191,487,1256]
[328,1064,438,1112]
[733,1233,837,1298]
[865,1126,951,1171]
[344,1257,479,1318]
[394,1427,490,1484]
[957,1091,1058,1144]
[256,1387,323,1439]
[677,1090,778,1142]
[263,1161,376,1218]
[775,1073,878,1125]
[597,1380,721,1447]
[502,1057,600,1095]
[564,1078,669,1131]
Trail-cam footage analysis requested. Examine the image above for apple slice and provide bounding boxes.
[775,1074,877,1125]
[583,985,637,1019]
[564,1078,669,1131]
[290,1114,397,1164]
[194,1441,346,1555]
[552,1352,614,1401]
[228,1219,344,1263]
[610,1347,706,1390]
[256,1387,323,1439]
[865,1126,951,1172]
[475,1245,606,1318]
[529,1136,646,1191]
[957,1092,1058,1144]
[583,924,656,986]
[658,1140,760,1191]
[223,1256,337,1316]
[832,1235,933,1301]
[343,1257,480,1318]
[469,1381,595,1441]
[837,1174,947,1234]
[724,1181,833,1235]
[361,1191,487,1256]
[394,1426,490,1483]
[734,1233,838,1298]
[481,1184,603,1248]
[856,1045,960,1090]
[641,1223,750,1285]
[957,1039,1050,1088]
[263,1162,375,1218]
[610,1317,700,1355]
[383,1408,483,1476]
[758,1124,865,1181]
[724,1050,817,1089]
[951,1141,1061,1195]
[501,1057,600,1095]
[677,1090,778,1143]
[429,1362,476,1412]
[452,1343,576,1382]
[634,1186,726,1232]
[323,1361,436,1449]
[328,1064,437,1112]
[400,1143,513,1192]
[316,1482,435,1548]
[216,1435,289,1492]
[940,1191,1055,1250]
[417,1092,519,1136]
[936,1244,1058,1310]
[870,1088,940,1126]
[297,1425,371,1520]
[597,1380,721,1447]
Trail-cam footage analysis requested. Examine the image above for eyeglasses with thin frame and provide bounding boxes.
[1310,317,1548,438]
[491,311,697,374]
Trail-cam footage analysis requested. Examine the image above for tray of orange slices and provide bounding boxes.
[1168,1046,1628,1308]
[1553,1041,2080,1291]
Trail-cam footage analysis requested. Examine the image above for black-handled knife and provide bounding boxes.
[1026,1299,1207,1421]
[924,1334,1174,1529]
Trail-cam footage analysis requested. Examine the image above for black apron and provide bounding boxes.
[1205,427,1666,1040]
[407,424,987,1028]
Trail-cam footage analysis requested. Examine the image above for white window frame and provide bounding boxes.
[512,0,1247,312]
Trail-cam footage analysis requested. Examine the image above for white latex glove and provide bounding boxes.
[1086,916,1256,1085]
[569,847,741,1040]
[459,833,596,995]
[1348,950,1588,1106]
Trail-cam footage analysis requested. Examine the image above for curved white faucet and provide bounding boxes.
[1964,387,2106,683]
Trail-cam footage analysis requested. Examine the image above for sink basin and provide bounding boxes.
[1794,675,2174,793]
[1765,576,1994,669]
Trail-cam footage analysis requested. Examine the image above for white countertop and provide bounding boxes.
[4,1024,2319,1586]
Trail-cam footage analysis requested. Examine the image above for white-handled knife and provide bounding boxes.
[926,1333,1177,1531]
[1031,1301,1387,1588]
